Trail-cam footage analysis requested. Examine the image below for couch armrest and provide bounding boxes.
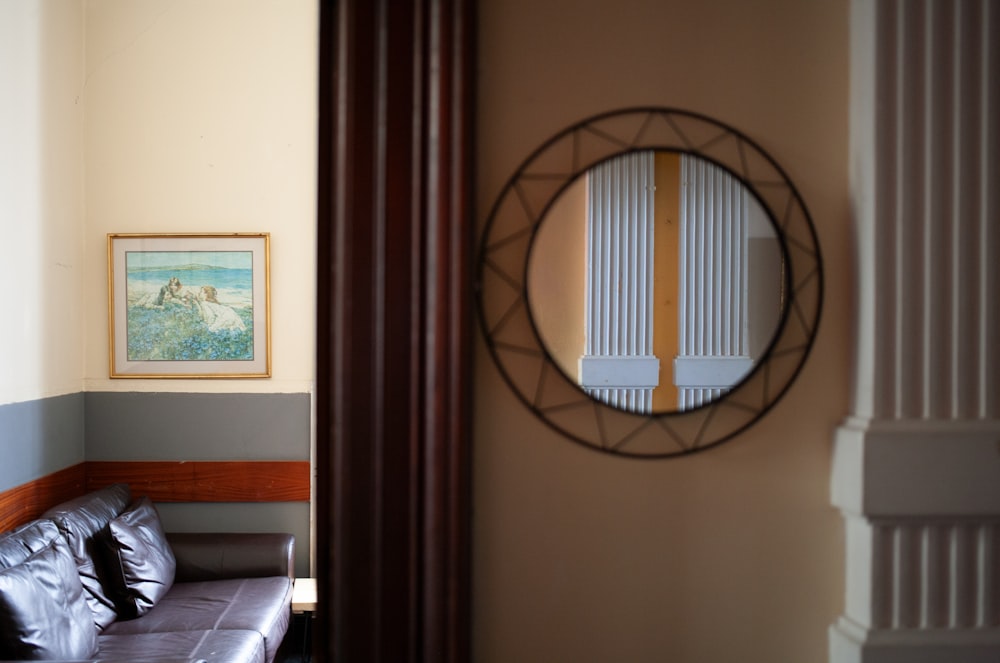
[166,532,294,582]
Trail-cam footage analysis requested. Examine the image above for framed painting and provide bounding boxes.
[108,233,271,378]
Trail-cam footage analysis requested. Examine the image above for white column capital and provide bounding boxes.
[832,417,1000,517]
[831,618,1000,663]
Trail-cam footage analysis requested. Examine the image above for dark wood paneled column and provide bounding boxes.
[316,1,474,661]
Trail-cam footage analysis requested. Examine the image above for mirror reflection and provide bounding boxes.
[527,151,785,414]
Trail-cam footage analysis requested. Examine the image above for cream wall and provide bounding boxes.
[474,1,850,662]
[83,0,317,394]
[0,0,316,402]
[0,1,86,406]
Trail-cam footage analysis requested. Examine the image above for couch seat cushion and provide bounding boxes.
[103,577,292,663]
[97,628,265,663]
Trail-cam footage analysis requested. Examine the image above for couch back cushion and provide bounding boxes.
[43,483,131,629]
[0,532,98,659]
[0,519,62,570]
[106,496,176,618]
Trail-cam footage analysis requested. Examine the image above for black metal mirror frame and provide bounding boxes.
[476,107,823,458]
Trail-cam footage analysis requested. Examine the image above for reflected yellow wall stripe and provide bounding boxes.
[652,152,680,411]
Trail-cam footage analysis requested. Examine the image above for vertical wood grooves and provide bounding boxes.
[374,6,391,658]
[317,0,473,661]
[892,524,918,627]
[888,0,905,420]
[978,524,999,627]
[924,0,951,419]
[873,520,1000,630]
[897,0,923,419]
[873,0,999,420]
[952,524,976,627]
[951,0,978,419]
[871,0,898,419]
[872,522,893,628]
[974,0,989,419]
[949,0,963,419]
[984,0,1000,419]
[920,525,945,627]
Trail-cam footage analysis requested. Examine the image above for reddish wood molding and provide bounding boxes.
[0,464,87,532]
[0,460,310,531]
[85,461,311,503]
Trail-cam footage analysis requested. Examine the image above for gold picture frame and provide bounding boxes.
[108,233,271,378]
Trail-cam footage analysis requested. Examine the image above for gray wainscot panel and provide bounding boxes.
[85,392,311,459]
[0,393,85,492]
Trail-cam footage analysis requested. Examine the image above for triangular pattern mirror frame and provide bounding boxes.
[475,107,824,458]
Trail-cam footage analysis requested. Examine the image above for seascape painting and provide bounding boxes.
[125,251,254,361]
[109,233,270,378]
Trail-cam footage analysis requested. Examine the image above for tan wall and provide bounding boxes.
[474,1,851,661]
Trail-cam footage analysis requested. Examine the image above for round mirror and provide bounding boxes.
[527,150,787,414]
[476,108,822,458]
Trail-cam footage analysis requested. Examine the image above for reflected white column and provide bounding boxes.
[676,155,751,409]
[580,152,658,413]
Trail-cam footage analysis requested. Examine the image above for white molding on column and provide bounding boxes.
[831,617,1000,663]
[832,417,1000,517]
[578,355,660,388]
[579,356,660,413]
[673,355,753,389]
[837,513,999,628]
[831,508,1000,663]
[831,418,1000,661]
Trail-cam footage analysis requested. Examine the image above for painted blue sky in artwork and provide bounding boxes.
[126,250,252,271]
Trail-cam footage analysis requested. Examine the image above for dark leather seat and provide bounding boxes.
[0,485,294,663]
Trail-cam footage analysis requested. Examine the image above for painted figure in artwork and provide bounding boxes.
[125,251,254,361]
[195,285,247,333]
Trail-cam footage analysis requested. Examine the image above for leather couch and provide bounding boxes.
[0,484,294,663]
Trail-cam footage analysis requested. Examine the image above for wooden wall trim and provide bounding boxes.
[85,461,311,503]
[0,460,310,531]
[316,0,474,660]
[0,464,87,532]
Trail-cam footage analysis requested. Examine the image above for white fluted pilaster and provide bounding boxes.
[832,1,1000,661]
